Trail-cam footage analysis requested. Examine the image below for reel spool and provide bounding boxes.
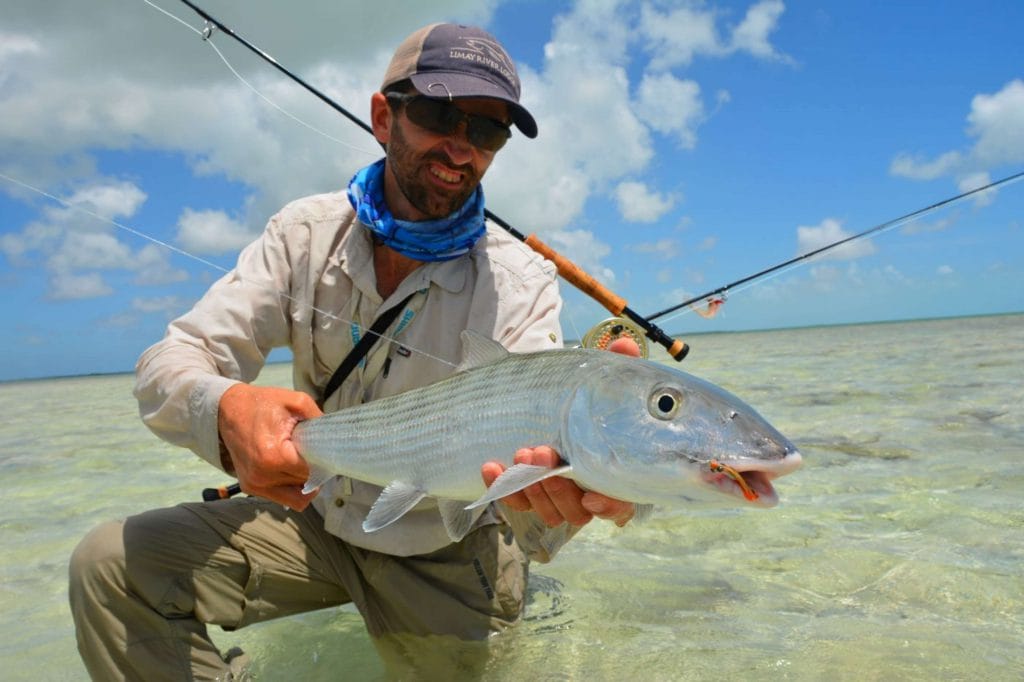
[580,317,649,359]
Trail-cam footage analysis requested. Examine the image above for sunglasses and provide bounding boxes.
[386,92,512,152]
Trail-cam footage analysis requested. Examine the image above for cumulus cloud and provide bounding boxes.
[2,0,791,301]
[627,238,680,260]
[614,181,676,223]
[0,179,187,300]
[635,72,704,149]
[639,0,790,69]
[890,79,1024,190]
[176,208,255,255]
[958,171,996,207]
[889,151,962,180]
[967,79,1024,166]
[796,218,876,261]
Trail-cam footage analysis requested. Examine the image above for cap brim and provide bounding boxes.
[409,72,538,139]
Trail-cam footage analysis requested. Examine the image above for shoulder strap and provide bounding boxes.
[320,291,416,406]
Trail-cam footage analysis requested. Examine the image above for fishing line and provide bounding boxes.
[0,170,459,372]
[647,170,1024,326]
[141,0,379,159]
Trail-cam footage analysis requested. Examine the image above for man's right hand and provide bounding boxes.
[217,383,323,509]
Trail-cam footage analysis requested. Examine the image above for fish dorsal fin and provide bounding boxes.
[457,330,509,372]
[437,498,486,542]
[464,464,574,510]
[363,481,427,533]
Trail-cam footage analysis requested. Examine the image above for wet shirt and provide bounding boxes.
[134,190,565,557]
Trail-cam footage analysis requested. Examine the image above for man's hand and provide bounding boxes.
[217,383,323,509]
[481,446,636,528]
[480,334,641,528]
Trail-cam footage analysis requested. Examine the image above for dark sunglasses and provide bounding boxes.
[386,92,512,152]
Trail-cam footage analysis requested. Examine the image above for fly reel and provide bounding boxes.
[580,316,649,359]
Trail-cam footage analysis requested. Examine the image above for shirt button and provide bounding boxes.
[334,498,345,508]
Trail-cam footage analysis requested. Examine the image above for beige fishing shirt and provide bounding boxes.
[135,190,572,558]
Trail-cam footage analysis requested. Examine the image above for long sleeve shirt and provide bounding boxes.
[135,190,574,558]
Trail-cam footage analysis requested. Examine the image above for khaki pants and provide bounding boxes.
[68,497,528,681]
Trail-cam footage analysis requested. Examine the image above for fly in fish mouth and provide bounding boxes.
[706,451,803,507]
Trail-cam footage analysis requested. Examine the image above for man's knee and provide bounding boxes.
[69,519,127,603]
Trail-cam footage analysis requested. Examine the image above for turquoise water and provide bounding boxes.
[1,315,1021,680]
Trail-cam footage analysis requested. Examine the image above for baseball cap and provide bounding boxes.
[381,23,538,139]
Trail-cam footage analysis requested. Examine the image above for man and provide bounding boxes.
[69,23,635,680]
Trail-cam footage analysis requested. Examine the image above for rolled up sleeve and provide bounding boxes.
[133,215,298,469]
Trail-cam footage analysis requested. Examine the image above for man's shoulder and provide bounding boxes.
[476,222,557,284]
[273,190,352,227]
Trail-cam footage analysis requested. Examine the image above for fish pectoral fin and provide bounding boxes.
[302,462,335,495]
[632,503,655,523]
[465,464,575,510]
[363,481,427,533]
[437,498,485,542]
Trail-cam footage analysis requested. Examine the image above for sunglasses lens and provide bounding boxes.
[402,96,510,152]
[468,120,511,152]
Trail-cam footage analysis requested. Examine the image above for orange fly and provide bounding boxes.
[709,459,759,501]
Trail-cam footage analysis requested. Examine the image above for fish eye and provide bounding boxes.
[648,387,683,420]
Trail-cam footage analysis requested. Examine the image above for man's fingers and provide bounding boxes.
[582,493,635,526]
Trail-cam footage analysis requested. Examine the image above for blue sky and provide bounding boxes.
[2,0,1022,381]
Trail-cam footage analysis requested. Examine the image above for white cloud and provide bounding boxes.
[2,0,791,301]
[958,171,996,207]
[967,79,1024,166]
[614,181,675,223]
[635,72,704,149]
[639,0,789,69]
[0,177,189,299]
[628,238,680,260]
[796,218,876,261]
[49,272,112,300]
[730,0,791,62]
[548,229,614,286]
[937,265,954,275]
[890,79,1024,187]
[697,236,718,252]
[889,151,962,180]
[176,208,255,255]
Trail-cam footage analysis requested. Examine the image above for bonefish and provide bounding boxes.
[293,331,802,541]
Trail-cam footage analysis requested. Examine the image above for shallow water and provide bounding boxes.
[1,314,1021,680]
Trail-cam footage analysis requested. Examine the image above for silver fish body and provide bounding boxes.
[293,331,802,541]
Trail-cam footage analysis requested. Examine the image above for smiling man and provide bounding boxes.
[69,22,635,681]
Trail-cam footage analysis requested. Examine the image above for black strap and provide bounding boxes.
[320,291,416,406]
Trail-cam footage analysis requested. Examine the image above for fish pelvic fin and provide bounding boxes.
[465,464,575,510]
[302,462,335,495]
[456,330,509,372]
[632,503,655,523]
[437,498,487,542]
[363,480,428,533]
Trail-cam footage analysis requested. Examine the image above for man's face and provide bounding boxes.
[380,95,509,221]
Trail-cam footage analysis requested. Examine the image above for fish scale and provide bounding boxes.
[295,342,582,500]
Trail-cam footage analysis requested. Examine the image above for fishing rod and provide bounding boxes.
[173,0,689,361]
[645,170,1024,322]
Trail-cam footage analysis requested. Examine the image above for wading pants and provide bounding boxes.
[68,497,528,681]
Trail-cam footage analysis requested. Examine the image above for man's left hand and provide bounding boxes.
[480,335,641,528]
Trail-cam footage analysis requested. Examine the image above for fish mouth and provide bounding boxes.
[704,451,803,508]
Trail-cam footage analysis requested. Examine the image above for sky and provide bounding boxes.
[1,0,1022,381]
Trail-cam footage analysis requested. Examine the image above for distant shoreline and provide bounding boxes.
[4,310,1020,385]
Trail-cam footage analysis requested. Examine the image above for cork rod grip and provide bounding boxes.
[525,234,627,315]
